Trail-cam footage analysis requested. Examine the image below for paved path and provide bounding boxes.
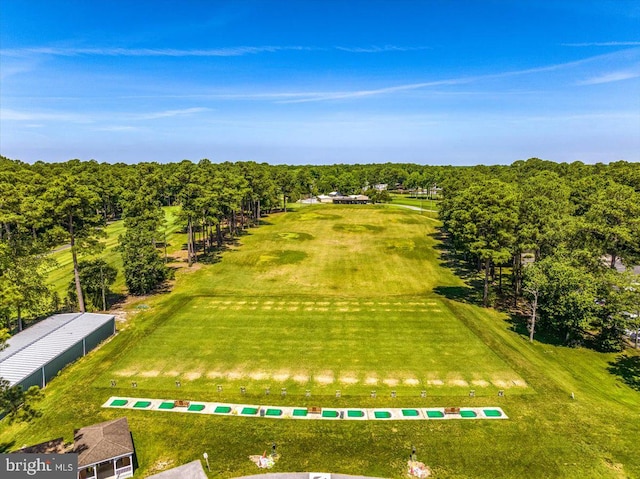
[232,473,387,479]
[393,204,438,213]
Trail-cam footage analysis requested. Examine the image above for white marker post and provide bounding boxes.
[203,452,210,471]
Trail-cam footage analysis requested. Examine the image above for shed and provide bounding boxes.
[146,460,208,479]
[0,312,115,390]
[74,417,134,479]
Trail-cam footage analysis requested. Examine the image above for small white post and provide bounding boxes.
[203,452,210,471]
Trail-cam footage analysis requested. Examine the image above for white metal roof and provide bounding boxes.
[0,313,115,387]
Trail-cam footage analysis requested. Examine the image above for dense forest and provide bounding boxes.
[1,156,639,354]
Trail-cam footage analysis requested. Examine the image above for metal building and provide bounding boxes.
[0,312,115,390]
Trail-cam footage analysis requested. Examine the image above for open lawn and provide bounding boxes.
[2,204,639,478]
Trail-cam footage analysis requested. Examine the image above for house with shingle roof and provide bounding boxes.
[74,417,134,479]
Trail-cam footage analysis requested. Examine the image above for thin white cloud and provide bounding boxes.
[578,70,640,85]
[335,45,431,53]
[1,44,433,58]
[130,107,211,120]
[278,49,640,103]
[1,107,210,123]
[93,126,139,132]
[563,42,640,47]
[1,46,313,57]
[0,108,92,122]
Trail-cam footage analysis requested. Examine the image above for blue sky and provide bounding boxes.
[1,0,639,165]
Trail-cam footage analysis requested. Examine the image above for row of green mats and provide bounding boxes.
[104,397,507,420]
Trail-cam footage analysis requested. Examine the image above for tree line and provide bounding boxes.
[1,156,639,345]
[439,158,640,351]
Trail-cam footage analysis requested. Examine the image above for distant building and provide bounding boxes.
[332,194,371,204]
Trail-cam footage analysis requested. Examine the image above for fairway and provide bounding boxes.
[97,205,526,396]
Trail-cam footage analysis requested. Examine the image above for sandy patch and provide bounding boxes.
[226,370,244,380]
[449,379,469,387]
[317,301,330,306]
[164,370,180,377]
[339,376,359,384]
[287,306,299,311]
[492,379,509,387]
[339,307,349,312]
[427,379,444,386]
[184,371,202,381]
[261,306,272,310]
[273,372,290,382]
[314,374,335,385]
[512,379,528,387]
[293,374,310,383]
[365,377,379,385]
[383,378,399,387]
[140,370,160,377]
[206,371,223,379]
[249,372,268,381]
[472,380,490,387]
[114,369,138,377]
[404,378,420,386]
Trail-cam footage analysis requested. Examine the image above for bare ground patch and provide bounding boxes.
[314,372,335,385]
[184,371,202,381]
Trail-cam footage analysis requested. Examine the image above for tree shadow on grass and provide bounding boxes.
[0,440,16,453]
[608,354,640,391]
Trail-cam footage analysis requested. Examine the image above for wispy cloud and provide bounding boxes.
[278,49,640,103]
[1,46,313,57]
[130,107,211,120]
[1,44,432,58]
[563,41,640,47]
[1,107,211,123]
[335,45,430,53]
[578,70,640,85]
[0,108,92,122]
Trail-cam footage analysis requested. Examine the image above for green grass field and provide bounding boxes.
[2,204,639,478]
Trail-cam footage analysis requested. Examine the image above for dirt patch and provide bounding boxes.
[314,373,334,385]
[184,371,202,381]
[427,379,444,386]
[249,372,268,381]
[339,376,359,384]
[140,370,160,377]
[114,369,138,377]
[404,378,420,386]
[206,371,223,379]
[272,371,290,382]
[365,376,379,385]
[472,380,490,387]
[293,374,310,383]
[163,370,180,377]
[226,370,244,380]
[449,379,469,387]
[383,378,399,387]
